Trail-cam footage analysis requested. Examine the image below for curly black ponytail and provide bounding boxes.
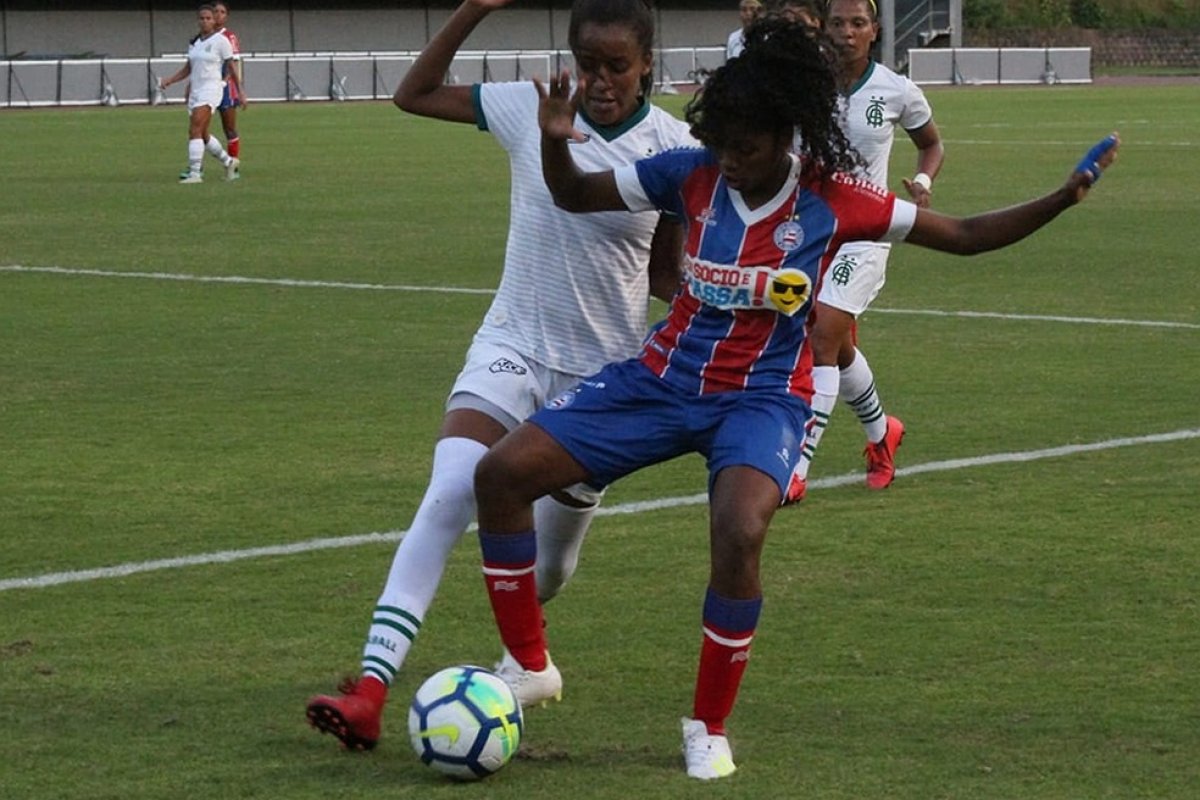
[685,17,859,180]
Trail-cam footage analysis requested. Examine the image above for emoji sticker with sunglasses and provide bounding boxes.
[767,268,812,316]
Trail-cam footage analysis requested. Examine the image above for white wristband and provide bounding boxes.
[911,172,933,192]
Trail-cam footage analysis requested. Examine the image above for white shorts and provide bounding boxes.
[446,339,604,504]
[187,85,223,112]
[816,241,891,316]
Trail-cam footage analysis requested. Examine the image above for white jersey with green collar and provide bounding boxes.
[839,60,933,189]
[471,81,697,377]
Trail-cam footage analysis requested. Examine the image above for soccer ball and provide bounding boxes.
[408,665,523,780]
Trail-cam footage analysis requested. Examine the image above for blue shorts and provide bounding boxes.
[218,84,240,111]
[529,359,811,496]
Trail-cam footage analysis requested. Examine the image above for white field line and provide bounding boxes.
[945,138,1196,148]
[869,307,1200,330]
[2,428,1197,593]
[0,265,495,296]
[3,265,1197,330]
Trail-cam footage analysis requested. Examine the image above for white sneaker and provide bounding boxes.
[225,157,240,181]
[681,717,736,780]
[179,172,203,184]
[494,649,562,710]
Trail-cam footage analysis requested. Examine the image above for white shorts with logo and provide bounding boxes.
[446,339,604,503]
[816,240,891,317]
[446,339,589,429]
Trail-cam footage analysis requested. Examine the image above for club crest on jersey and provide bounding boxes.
[767,268,812,316]
[773,220,805,252]
[489,358,528,375]
[696,207,717,227]
[865,96,886,128]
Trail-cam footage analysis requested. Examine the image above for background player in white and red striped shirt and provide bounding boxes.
[213,2,243,172]
[473,17,1118,780]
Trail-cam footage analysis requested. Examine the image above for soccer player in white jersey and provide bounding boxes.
[160,4,243,184]
[784,0,944,503]
[305,0,697,752]
[725,0,762,60]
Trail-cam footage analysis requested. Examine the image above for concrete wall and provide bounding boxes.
[1,1,739,59]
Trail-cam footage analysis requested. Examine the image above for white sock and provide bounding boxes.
[840,348,887,443]
[187,138,204,175]
[204,136,231,165]
[795,365,840,480]
[533,494,598,603]
[360,437,488,686]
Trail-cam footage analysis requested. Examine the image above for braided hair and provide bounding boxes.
[685,16,859,181]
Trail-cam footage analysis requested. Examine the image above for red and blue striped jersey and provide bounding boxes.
[615,148,915,399]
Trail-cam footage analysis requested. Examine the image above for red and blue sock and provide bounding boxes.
[693,588,762,735]
[479,530,546,671]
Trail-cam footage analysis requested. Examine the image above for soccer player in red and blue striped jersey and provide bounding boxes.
[213,2,243,166]
[475,17,1118,780]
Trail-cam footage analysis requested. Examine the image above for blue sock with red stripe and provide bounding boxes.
[693,588,762,735]
[479,530,546,671]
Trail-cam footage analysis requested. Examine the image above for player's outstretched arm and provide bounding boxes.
[394,0,513,122]
[537,70,627,213]
[904,133,1119,255]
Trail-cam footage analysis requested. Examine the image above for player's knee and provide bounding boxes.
[808,325,844,363]
[473,452,507,501]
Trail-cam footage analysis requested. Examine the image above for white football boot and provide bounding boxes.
[681,717,736,780]
[494,649,562,710]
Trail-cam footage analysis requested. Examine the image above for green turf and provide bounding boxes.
[1,86,1198,799]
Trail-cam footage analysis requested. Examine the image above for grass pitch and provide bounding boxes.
[1,84,1198,799]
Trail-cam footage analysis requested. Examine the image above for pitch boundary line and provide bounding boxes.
[2,427,1197,593]
[4,265,1197,330]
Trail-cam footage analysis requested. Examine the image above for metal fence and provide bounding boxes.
[1,45,1094,107]
[908,47,1093,85]
[1,47,728,108]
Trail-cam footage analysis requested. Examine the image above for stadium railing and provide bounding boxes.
[0,47,727,108]
[908,47,1093,85]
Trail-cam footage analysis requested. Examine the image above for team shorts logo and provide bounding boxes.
[489,358,527,375]
[773,220,805,252]
[546,388,577,410]
[767,269,812,316]
[829,255,858,287]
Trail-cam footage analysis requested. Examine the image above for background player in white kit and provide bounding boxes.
[160,4,243,184]
[725,0,763,60]
[305,0,696,751]
[785,0,944,502]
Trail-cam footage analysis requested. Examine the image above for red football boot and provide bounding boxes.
[306,676,386,751]
[864,416,905,490]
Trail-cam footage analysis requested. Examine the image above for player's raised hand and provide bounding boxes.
[1066,132,1119,203]
[534,69,588,143]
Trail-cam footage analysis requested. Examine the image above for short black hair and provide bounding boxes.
[568,0,656,98]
